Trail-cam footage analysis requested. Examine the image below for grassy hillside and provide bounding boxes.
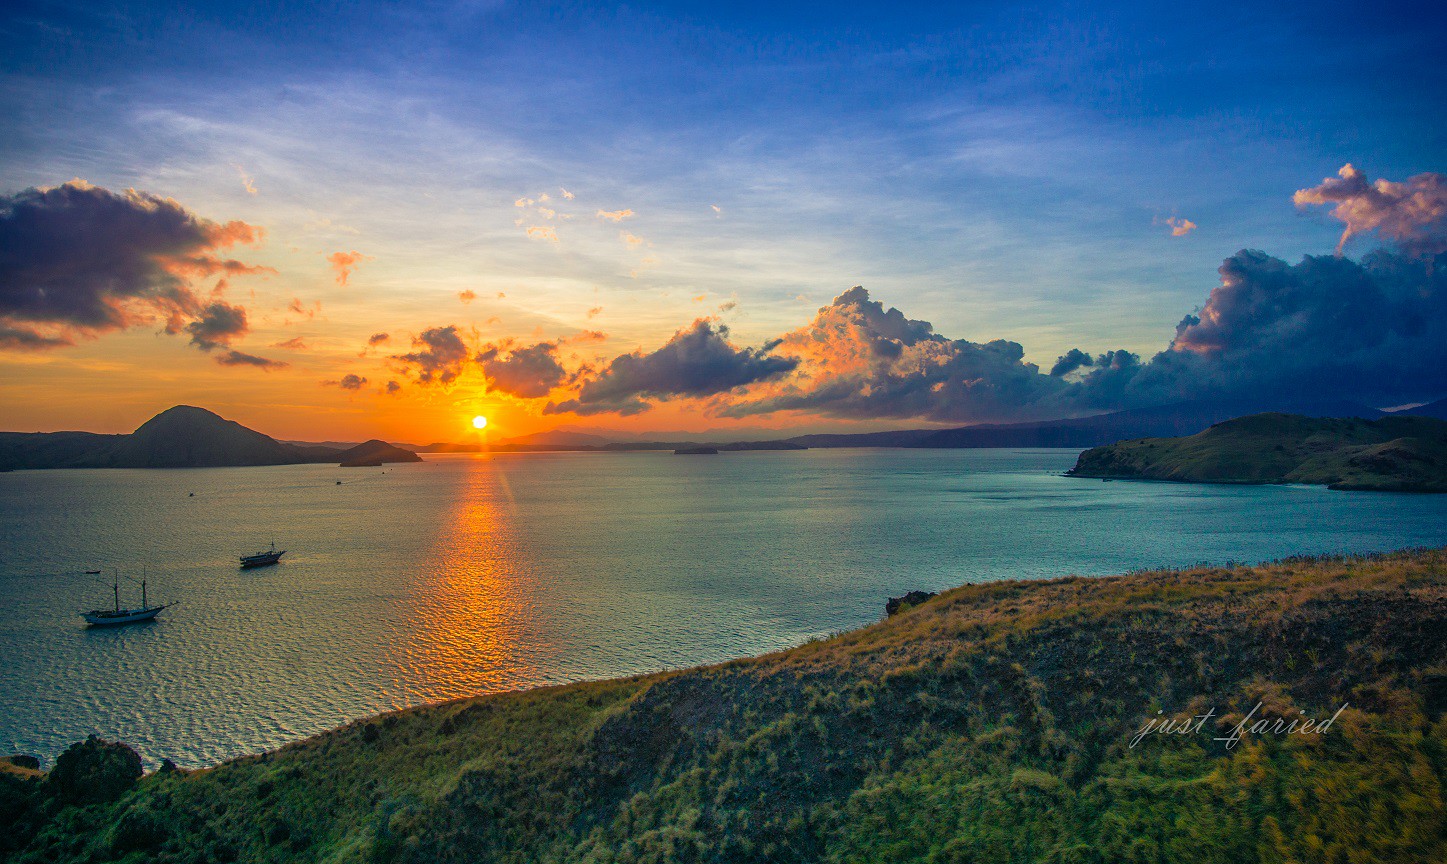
[4,549,1446,863]
[1068,413,1447,491]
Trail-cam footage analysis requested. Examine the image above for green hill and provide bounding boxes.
[1068,413,1447,491]
[4,548,1446,862]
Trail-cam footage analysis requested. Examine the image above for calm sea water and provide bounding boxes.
[2,448,1445,768]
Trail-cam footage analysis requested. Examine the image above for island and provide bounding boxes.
[336,439,423,467]
[1068,412,1447,491]
[673,445,719,455]
[3,548,1444,862]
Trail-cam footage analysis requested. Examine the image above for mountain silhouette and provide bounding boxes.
[106,406,311,468]
[0,406,426,470]
[337,439,423,467]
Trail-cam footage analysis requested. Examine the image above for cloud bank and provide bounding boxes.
[395,161,1447,423]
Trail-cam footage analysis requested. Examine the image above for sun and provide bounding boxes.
[471,415,488,430]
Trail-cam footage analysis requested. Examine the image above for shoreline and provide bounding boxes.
[8,545,1444,861]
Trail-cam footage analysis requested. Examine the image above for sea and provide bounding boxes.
[2,448,1445,768]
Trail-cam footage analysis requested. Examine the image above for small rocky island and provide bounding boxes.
[337,439,423,467]
[1068,412,1447,492]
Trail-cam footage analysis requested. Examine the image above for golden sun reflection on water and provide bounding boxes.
[388,459,548,707]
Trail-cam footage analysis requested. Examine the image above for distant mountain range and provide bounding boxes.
[2,397,1442,470]
[783,399,1392,449]
[0,406,419,470]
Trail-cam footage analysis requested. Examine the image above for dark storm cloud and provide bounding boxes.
[397,325,469,385]
[1099,248,1447,407]
[545,319,797,416]
[0,180,267,349]
[477,340,570,398]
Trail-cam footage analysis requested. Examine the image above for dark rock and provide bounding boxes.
[886,590,937,616]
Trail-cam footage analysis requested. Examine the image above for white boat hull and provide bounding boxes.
[82,605,169,626]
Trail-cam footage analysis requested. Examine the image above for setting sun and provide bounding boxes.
[472,415,488,430]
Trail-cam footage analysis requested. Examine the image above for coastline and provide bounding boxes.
[7,547,1445,862]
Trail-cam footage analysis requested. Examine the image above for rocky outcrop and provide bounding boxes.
[885,590,937,616]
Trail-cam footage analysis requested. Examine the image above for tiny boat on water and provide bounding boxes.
[240,542,285,569]
[81,570,173,627]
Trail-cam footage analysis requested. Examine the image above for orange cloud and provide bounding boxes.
[1294,164,1447,255]
[597,209,634,222]
[459,290,476,304]
[525,226,559,243]
[326,250,371,286]
[233,164,257,196]
[1165,217,1197,237]
[273,336,308,350]
[287,298,320,320]
[621,231,644,247]
[586,306,602,319]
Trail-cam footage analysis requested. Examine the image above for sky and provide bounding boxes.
[1,1,1445,442]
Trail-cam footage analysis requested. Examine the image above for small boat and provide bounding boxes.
[82,570,172,627]
[240,542,285,569]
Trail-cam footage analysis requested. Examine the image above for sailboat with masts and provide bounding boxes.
[81,570,173,626]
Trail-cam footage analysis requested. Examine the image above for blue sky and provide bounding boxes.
[1,1,1444,436]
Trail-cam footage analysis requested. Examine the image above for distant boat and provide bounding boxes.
[81,570,172,627]
[240,542,285,569]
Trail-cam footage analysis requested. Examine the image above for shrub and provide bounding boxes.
[44,736,143,805]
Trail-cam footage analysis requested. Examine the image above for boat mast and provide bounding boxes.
[142,566,147,610]
[114,574,120,612]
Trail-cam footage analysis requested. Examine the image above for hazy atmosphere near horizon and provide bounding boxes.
[3,3,1447,863]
